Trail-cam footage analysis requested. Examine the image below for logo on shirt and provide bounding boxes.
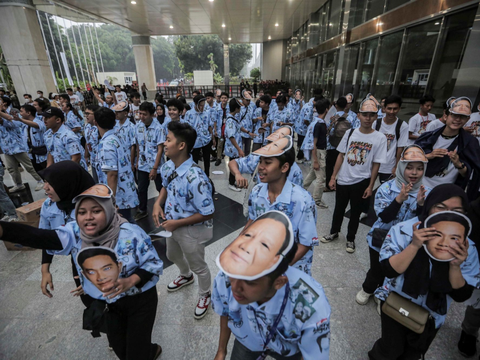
[346,141,372,166]
[419,119,432,134]
[385,134,395,151]
[291,279,319,323]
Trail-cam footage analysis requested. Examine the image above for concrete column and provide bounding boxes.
[262,40,286,80]
[131,35,156,94]
[223,44,230,88]
[0,1,56,95]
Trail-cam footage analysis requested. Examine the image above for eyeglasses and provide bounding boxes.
[432,203,465,214]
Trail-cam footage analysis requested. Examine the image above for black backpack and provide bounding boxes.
[329,116,352,148]
[375,118,404,141]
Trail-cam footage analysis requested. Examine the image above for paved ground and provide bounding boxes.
[0,155,473,360]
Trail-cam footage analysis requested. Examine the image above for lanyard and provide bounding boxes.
[255,282,290,360]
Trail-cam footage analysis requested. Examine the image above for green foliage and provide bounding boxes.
[0,46,13,90]
[250,67,261,80]
[213,73,223,84]
[184,73,193,81]
[174,35,252,76]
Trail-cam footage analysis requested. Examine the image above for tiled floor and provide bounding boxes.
[0,156,471,359]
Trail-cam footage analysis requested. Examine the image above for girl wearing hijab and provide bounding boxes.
[0,184,163,360]
[155,104,166,126]
[38,161,95,302]
[368,184,480,359]
[355,145,430,310]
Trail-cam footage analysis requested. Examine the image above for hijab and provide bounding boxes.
[38,161,95,213]
[395,145,427,194]
[73,185,128,249]
[402,184,469,315]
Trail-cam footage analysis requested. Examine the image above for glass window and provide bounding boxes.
[328,0,342,39]
[375,31,403,99]
[366,0,385,22]
[322,51,337,99]
[349,0,367,28]
[309,11,320,48]
[385,0,409,12]
[398,21,439,102]
[321,2,330,42]
[430,9,477,109]
[304,57,317,97]
[341,44,360,96]
[358,38,378,100]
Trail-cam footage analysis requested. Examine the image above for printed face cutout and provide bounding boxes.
[401,145,428,163]
[77,247,121,292]
[112,101,129,112]
[216,211,294,280]
[345,93,354,104]
[266,126,293,142]
[73,184,113,203]
[446,97,456,108]
[358,99,379,113]
[242,90,253,100]
[253,136,293,157]
[450,97,472,116]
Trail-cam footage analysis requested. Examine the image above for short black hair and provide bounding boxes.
[131,92,141,99]
[384,94,403,107]
[205,92,214,98]
[276,95,287,104]
[177,96,187,104]
[77,248,118,268]
[21,104,36,117]
[34,98,49,110]
[139,102,155,115]
[23,94,32,98]
[94,107,116,130]
[420,95,435,105]
[276,146,295,177]
[167,121,197,154]
[229,98,242,112]
[315,98,331,115]
[193,94,206,105]
[86,104,100,112]
[167,99,185,113]
[259,95,272,105]
[2,96,12,107]
[37,90,43,95]
[184,104,191,111]
[59,94,70,102]
[336,96,347,109]
[192,89,200,95]
[220,92,229,99]
[66,88,73,92]
[313,88,324,96]
[266,241,298,284]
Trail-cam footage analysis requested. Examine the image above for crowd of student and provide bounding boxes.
[1,84,480,360]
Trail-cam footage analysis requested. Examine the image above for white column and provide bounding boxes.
[0,3,56,95]
[132,35,156,91]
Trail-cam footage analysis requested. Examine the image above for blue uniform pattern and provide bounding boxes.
[85,123,99,167]
[301,117,322,160]
[214,104,230,137]
[367,180,431,252]
[212,267,331,360]
[224,116,243,158]
[44,124,88,170]
[253,107,273,145]
[114,119,136,151]
[49,222,163,304]
[295,104,313,136]
[183,109,211,148]
[375,217,480,328]
[248,181,318,275]
[161,156,214,224]
[271,107,293,133]
[96,130,139,210]
[64,111,82,138]
[135,119,165,174]
[0,117,29,155]
[39,198,75,230]
[27,117,48,163]
[240,104,254,139]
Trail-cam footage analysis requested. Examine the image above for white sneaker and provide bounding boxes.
[228,184,242,192]
[295,159,304,164]
[374,297,381,316]
[355,289,372,305]
[9,184,25,193]
[1,215,11,221]
[359,212,368,221]
[194,293,211,319]
[316,201,328,209]
[35,182,44,191]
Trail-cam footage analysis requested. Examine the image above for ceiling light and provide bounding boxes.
[222,24,226,27]
[209,0,214,1]
[228,37,231,40]
[268,36,271,40]
[275,23,279,27]
[131,0,136,4]
[170,25,173,29]
[435,22,440,25]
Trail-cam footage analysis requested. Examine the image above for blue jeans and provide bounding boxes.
[0,165,17,217]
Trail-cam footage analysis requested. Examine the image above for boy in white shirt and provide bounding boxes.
[408,95,436,144]
[321,97,387,253]
[114,85,128,103]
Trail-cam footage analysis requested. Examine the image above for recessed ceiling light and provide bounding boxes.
[275,23,279,27]
[268,36,271,40]
[209,0,214,2]
[228,37,231,40]
[222,24,226,27]
[131,0,136,4]
[170,25,173,29]
[434,22,440,25]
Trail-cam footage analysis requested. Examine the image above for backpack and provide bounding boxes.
[375,118,404,141]
[329,117,352,148]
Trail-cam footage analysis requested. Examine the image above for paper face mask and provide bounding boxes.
[450,97,472,116]
[216,210,294,280]
[77,247,121,292]
[112,101,129,112]
[401,145,428,163]
[266,126,293,142]
[73,184,113,203]
[242,90,253,100]
[253,136,293,157]
[358,99,379,113]
[345,93,354,104]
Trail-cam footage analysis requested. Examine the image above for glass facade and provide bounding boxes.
[285,1,478,114]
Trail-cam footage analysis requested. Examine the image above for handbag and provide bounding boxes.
[31,145,48,156]
[371,228,389,248]
[382,292,430,334]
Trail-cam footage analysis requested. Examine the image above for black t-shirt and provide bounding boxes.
[313,121,327,150]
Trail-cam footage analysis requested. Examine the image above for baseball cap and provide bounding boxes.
[39,106,64,120]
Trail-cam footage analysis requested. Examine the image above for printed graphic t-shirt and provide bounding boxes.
[373,118,409,174]
[422,135,459,189]
[336,129,387,185]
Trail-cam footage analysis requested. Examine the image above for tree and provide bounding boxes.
[174,35,252,77]
[250,67,261,80]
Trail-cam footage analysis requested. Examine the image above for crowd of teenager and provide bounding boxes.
[1,83,480,360]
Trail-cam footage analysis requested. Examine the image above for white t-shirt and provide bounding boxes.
[69,94,80,105]
[129,103,141,121]
[465,112,480,144]
[422,135,459,189]
[408,113,436,145]
[115,91,128,103]
[425,119,445,132]
[373,118,409,174]
[336,129,388,185]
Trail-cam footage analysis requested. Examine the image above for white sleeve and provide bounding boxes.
[397,122,409,147]
[408,115,418,133]
[373,134,388,163]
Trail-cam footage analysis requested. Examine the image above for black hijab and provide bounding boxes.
[402,184,468,315]
[38,161,95,213]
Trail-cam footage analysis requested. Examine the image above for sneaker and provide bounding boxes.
[458,330,477,357]
[359,212,368,221]
[346,241,356,253]
[0,215,11,221]
[134,210,148,221]
[215,159,222,166]
[194,293,211,319]
[295,159,304,164]
[35,182,44,191]
[210,157,217,162]
[228,184,242,192]
[9,184,25,193]
[374,297,381,316]
[316,201,328,209]
[167,274,194,292]
[153,344,163,359]
[320,233,339,243]
[355,289,372,305]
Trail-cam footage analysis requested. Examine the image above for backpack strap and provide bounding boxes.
[346,128,355,146]
[375,119,382,131]
[395,119,403,141]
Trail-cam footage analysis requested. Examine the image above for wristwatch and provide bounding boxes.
[455,162,466,170]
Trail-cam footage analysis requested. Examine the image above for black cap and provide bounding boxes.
[39,107,64,120]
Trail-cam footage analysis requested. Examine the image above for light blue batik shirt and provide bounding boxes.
[183,108,211,148]
[84,123,99,166]
[44,124,88,170]
[0,117,29,155]
[295,103,313,136]
[224,115,243,158]
[212,267,331,360]
[271,107,294,133]
[136,118,165,174]
[39,198,75,230]
[64,111,82,139]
